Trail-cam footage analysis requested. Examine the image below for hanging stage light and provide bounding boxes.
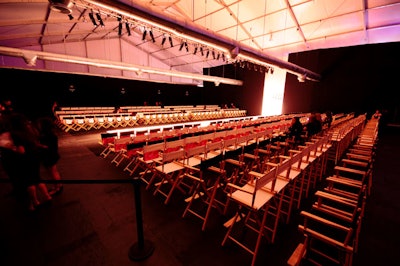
[185,42,189,52]
[142,28,147,41]
[117,17,122,36]
[125,22,131,36]
[161,34,166,45]
[200,46,204,56]
[149,30,155,42]
[212,51,216,59]
[193,46,198,55]
[168,36,173,47]
[206,50,210,58]
[96,13,104,27]
[89,12,97,26]
[179,41,185,51]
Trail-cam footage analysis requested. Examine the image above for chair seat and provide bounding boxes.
[155,161,185,174]
[230,184,275,210]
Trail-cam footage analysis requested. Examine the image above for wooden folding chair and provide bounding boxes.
[123,134,149,175]
[311,190,361,224]
[60,116,77,132]
[221,166,279,266]
[152,149,188,204]
[325,165,371,201]
[131,142,164,189]
[100,136,130,159]
[270,152,303,224]
[182,148,226,231]
[112,141,141,168]
[298,211,355,266]
[93,115,106,129]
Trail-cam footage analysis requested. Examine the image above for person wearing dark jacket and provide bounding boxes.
[288,116,304,145]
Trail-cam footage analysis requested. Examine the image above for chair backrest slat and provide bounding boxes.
[256,166,277,191]
[143,142,165,153]
[162,149,185,163]
[186,145,206,158]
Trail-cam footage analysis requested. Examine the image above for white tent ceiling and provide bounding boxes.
[0,0,399,85]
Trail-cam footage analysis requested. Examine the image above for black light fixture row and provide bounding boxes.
[88,11,104,27]
[75,7,227,62]
[112,14,225,61]
[235,60,274,74]
[54,2,300,81]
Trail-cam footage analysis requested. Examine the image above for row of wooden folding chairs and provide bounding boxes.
[123,129,263,198]
[180,128,300,232]
[57,114,140,132]
[327,114,367,164]
[56,109,248,132]
[221,134,333,266]
[99,115,295,170]
[288,118,378,266]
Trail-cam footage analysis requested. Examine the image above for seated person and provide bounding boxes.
[373,109,382,119]
[288,117,304,144]
[306,113,322,137]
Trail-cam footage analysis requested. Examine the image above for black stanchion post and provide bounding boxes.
[128,176,155,261]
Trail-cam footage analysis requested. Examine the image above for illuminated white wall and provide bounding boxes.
[261,67,287,116]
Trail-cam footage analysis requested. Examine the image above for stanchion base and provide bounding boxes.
[128,240,155,261]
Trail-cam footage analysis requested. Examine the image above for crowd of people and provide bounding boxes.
[287,112,332,146]
[0,99,63,212]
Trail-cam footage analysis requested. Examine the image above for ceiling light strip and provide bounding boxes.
[0,46,243,86]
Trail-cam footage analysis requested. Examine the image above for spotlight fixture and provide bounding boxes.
[185,42,189,52]
[125,22,131,36]
[88,12,97,26]
[206,50,210,58]
[161,34,166,45]
[222,53,225,61]
[68,14,74,20]
[200,46,204,56]
[193,46,198,55]
[149,30,155,42]
[179,41,185,51]
[117,17,122,36]
[49,0,73,14]
[96,13,104,27]
[168,36,173,47]
[212,51,216,59]
[216,53,220,60]
[142,29,147,41]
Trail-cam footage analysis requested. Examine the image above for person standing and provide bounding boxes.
[36,117,63,196]
[7,113,52,211]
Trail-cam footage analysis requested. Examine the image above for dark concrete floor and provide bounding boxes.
[1,125,399,266]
